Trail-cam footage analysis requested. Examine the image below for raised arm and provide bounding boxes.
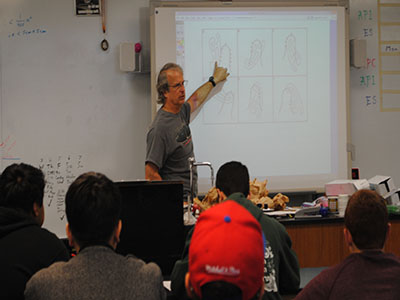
[187,61,229,114]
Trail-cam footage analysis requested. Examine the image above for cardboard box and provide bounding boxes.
[369,175,396,196]
[325,179,370,196]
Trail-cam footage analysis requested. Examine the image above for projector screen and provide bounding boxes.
[151,2,349,194]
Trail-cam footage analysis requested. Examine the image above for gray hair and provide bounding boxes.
[156,63,183,105]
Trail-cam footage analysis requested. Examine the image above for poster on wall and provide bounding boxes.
[75,0,100,16]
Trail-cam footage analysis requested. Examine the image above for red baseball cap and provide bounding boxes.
[189,200,264,300]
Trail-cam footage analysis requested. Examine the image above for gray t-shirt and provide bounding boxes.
[146,102,197,200]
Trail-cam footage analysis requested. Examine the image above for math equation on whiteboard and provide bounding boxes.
[39,155,85,221]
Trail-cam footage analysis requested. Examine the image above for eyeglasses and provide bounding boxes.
[169,80,188,90]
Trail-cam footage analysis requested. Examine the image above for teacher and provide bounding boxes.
[145,62,229,201]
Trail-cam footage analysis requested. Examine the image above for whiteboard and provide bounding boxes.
[349,0,400,187]
[150,1,350,194]
[0,0,152,237]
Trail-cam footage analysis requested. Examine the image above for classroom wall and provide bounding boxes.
[0,0,152,236]
[349,0,400,185]
[0,0,399,237]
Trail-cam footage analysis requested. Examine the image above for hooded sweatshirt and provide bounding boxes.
[0,206,69,300]
[171,192,300,300]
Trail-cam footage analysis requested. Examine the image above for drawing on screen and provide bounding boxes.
[245,39,266,70]
[215,89,235,118]
[278,83,305,121]
[283,33,302,72]
[248,83,263,118]
[238,78,273,123]
[199,27,307,123]
[208,33,233,72]
[202,79,237,124]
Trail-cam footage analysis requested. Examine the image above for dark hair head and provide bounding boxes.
[344,189,388,250]
[201,281,242,300]
[65,172,121,245]
[0,163,45,213]
[216,161,250,197]
[156,63,183,105]
[191,281,259,300]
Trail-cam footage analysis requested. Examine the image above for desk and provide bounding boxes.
[281,215,400,268]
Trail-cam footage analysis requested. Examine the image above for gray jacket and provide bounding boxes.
[25,245,166,300]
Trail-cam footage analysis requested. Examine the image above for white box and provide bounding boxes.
[369,175,396,196]
[120,42,135,72]
[350,39,367,68]
[325,179,370,196]
[384,188,400,205]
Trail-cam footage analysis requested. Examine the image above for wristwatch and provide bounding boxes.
[208,76,216,87]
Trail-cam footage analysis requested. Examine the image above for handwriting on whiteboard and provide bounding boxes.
[0,135,20,161]
[8,14,47,39]
[355,8,378,107]
[360,74,376,87]
[9,14,32,27]
[363,57,377,107]
[383,45,399,52]
[39,155,85,221]
[357,9,373,21]
[366,95,377,106]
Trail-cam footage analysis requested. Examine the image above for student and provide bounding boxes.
[145,62,229,200]
[0,163,69,300]
[171,161,300,300]
[25,172,166,300]
[185,200,265,300]
[295,189,400,300]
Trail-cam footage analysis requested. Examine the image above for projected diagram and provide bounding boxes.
[248,83,263,115]
[239,29,273,76]
[274,29,307,75]
[203,30,237,77]
[283,33,302,72]
[200,28,307,124]
[216,90,235,115]
[202,79,238,124]
[276,80,306,122]
[245,39,265,70]
[238,78,273,123]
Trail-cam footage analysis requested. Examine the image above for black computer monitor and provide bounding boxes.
[115,180,184,278]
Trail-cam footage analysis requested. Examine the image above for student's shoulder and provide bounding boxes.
[36,227,64,242]
[28,260,68,285]
[25,261,69,299]
[125,255,163,277]
[260,212,286,229]
[18,225,67,255]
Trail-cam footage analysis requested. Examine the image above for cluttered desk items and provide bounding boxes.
[294,206,322,219]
